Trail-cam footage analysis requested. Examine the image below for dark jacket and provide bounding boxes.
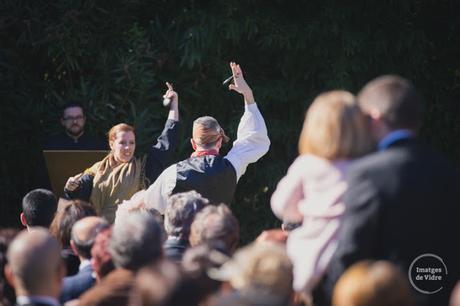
[60,263,95,303]
[314,138,460,306]
[44,132,107,151]
[163,237,189,263]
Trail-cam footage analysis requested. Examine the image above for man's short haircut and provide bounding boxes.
[164,191,209,238]
[357,75,422,131]
[109,212,163,271]
[71,219,110,259]
[190,204,239,254]
[22,189,57,228]
[61,101,85,116]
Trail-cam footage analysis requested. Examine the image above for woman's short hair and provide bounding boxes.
[108,123,135,144]
[298,90,374,159]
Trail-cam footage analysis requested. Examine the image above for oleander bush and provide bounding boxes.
[1,0,459,242]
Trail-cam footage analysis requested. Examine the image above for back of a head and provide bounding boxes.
[299,90,374,160]
[193,116,230,149]
[190,204,239,254]
[71,216,109,259]
[165,191,209,239]
[212,242,293,306]
[22,189,57,228]
[0,228,20,306]
[357,75,422,131]
[133,259,214,306]
[332,260,414,306]
[109,212,162,271]
[49,200,96,248]
[6,228,61,294]
[181,243,230,303]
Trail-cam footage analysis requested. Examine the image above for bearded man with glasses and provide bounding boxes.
[44,102,107,150]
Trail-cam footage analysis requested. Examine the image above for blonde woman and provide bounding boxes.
[64,83,180,223]
[270,91,374,296]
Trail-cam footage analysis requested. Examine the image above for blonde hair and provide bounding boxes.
[298,90,373,159]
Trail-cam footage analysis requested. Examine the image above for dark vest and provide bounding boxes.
[172,155,237,205]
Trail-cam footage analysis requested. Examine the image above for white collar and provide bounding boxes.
[17,295,60,306]
[79,259,91,271]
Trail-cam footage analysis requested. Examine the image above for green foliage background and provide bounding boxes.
[1,0,459,242]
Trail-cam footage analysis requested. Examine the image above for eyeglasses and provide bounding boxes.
[62,115,85,121]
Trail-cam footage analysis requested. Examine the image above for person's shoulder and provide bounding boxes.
[43,133,70,149]
[79,133,108,150]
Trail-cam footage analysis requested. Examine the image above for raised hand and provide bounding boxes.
[163,82,178,109]
[163,82,179,121]
[228,62,254,104]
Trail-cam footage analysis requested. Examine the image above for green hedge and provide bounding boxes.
[1,0,459,242]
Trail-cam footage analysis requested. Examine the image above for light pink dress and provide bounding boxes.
[271,154,350,294]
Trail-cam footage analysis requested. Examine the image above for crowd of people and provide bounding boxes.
[1,62,460,306]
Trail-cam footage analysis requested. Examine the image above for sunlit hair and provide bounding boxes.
[298,90,374,159]
[357,75,422,131]
[107,123,135,145]
[193,116,230,149]
[332,260,414,306]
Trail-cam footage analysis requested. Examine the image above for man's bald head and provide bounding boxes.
[71,216,108,259]
[6,228,62,295]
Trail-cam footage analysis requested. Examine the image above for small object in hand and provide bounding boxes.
[163,97,171,108]
[222,75,234,86]
[163,82,173,108]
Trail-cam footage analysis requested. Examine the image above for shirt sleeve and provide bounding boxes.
[270,156,305,222]
[64,173,94,202]
[145,119,180,185]
[224,103,270,181]
[143,164,177,214]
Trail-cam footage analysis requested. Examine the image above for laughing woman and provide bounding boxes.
[64,83,180,223]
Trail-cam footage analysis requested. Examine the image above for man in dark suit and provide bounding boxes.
[59,216,108,303]
[5,229,65,306]
[315,76,460,306]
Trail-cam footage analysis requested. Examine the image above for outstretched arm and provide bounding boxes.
[145,82,181,184]
[224,62,270,181]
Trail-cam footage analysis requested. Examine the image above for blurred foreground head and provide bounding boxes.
[332,260,414,306]
[110,212,163,271]
[299,90,373,160]
[209,241,293,306]
[189,204,239,254]
[357,75,422,141]
[5,229,64,298]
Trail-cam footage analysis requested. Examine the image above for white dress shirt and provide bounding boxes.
[144,102,270,213]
